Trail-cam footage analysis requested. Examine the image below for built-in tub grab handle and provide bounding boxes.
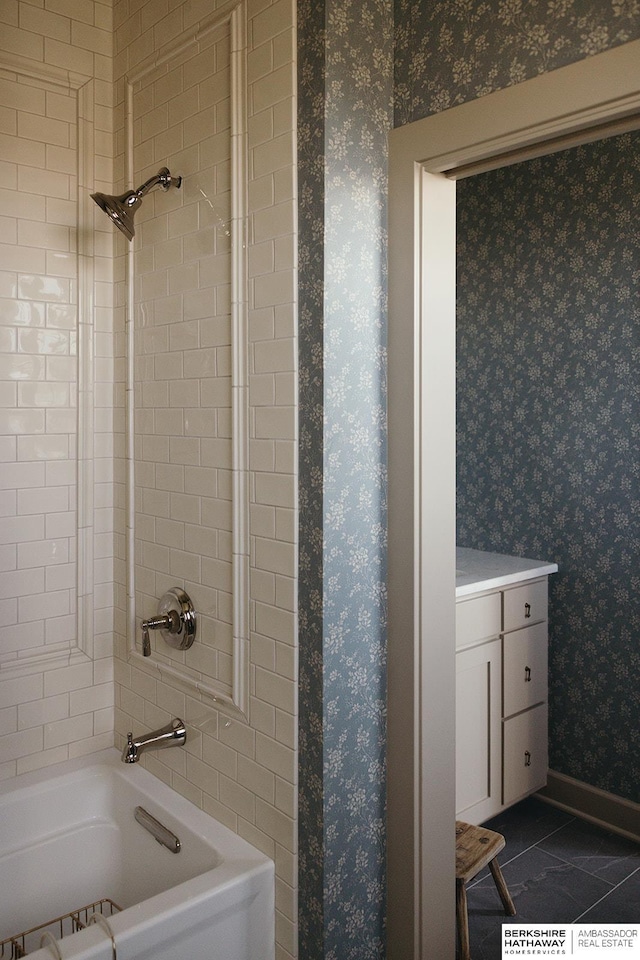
[135,805,181,853]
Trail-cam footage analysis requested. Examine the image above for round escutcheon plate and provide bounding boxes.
[157,587,197,649]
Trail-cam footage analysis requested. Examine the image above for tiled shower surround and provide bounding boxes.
[4,1,640,958]
[0,1,297,958]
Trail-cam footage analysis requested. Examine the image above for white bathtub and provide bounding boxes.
[0,749,274,960]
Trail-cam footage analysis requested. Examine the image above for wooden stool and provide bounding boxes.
[455,821,516,960]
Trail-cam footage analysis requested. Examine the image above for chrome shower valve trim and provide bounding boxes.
[141,587,196,656]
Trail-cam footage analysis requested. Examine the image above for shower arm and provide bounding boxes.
[120,167,182,210]
[137,167,179,198]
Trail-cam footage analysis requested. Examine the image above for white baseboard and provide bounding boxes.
[537,770,640,844]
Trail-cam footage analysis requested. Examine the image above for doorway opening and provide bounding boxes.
[387,40,640,959]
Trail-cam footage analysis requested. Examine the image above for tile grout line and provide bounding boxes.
[572,864,640,923]
[467,816,578,888]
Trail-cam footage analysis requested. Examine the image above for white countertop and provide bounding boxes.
[456,547,558,598]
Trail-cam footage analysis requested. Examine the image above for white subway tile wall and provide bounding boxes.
[0,70,77,668]
[132,22,235,688]
[0,2,297,956]
[112,2,298,959]
[0,0,115,781]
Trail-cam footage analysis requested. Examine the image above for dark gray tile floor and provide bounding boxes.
[463,797,640,959]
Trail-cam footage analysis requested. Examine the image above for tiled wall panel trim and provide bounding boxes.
[112,2,298,958]
[0,8,115,778]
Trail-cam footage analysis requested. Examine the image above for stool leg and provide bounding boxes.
[489,857,516,916]
[456,878,471,960]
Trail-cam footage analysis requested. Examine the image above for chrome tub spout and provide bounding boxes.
[122,718,186,763]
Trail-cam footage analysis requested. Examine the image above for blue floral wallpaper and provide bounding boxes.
[456,133,640,802]
[297,0,326,951]
[395,0,640,125]
[299,1,640,957]
[298,1,392,957]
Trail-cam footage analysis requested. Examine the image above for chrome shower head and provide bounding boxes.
[91,188,140,241]
[91,166,182,241]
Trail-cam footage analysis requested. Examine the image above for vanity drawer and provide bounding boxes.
[456,593,501,650]
[503,622,547,717]
[503,703,548,806]
[503,578,548,632]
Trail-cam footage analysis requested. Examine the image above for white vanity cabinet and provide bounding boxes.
[455,549,557,824]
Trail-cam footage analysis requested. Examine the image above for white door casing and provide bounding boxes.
[387,39,640,959]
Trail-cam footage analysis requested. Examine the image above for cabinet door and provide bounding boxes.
[503,622,547,718]
[456,638,502,824]
[503,703,548,806]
